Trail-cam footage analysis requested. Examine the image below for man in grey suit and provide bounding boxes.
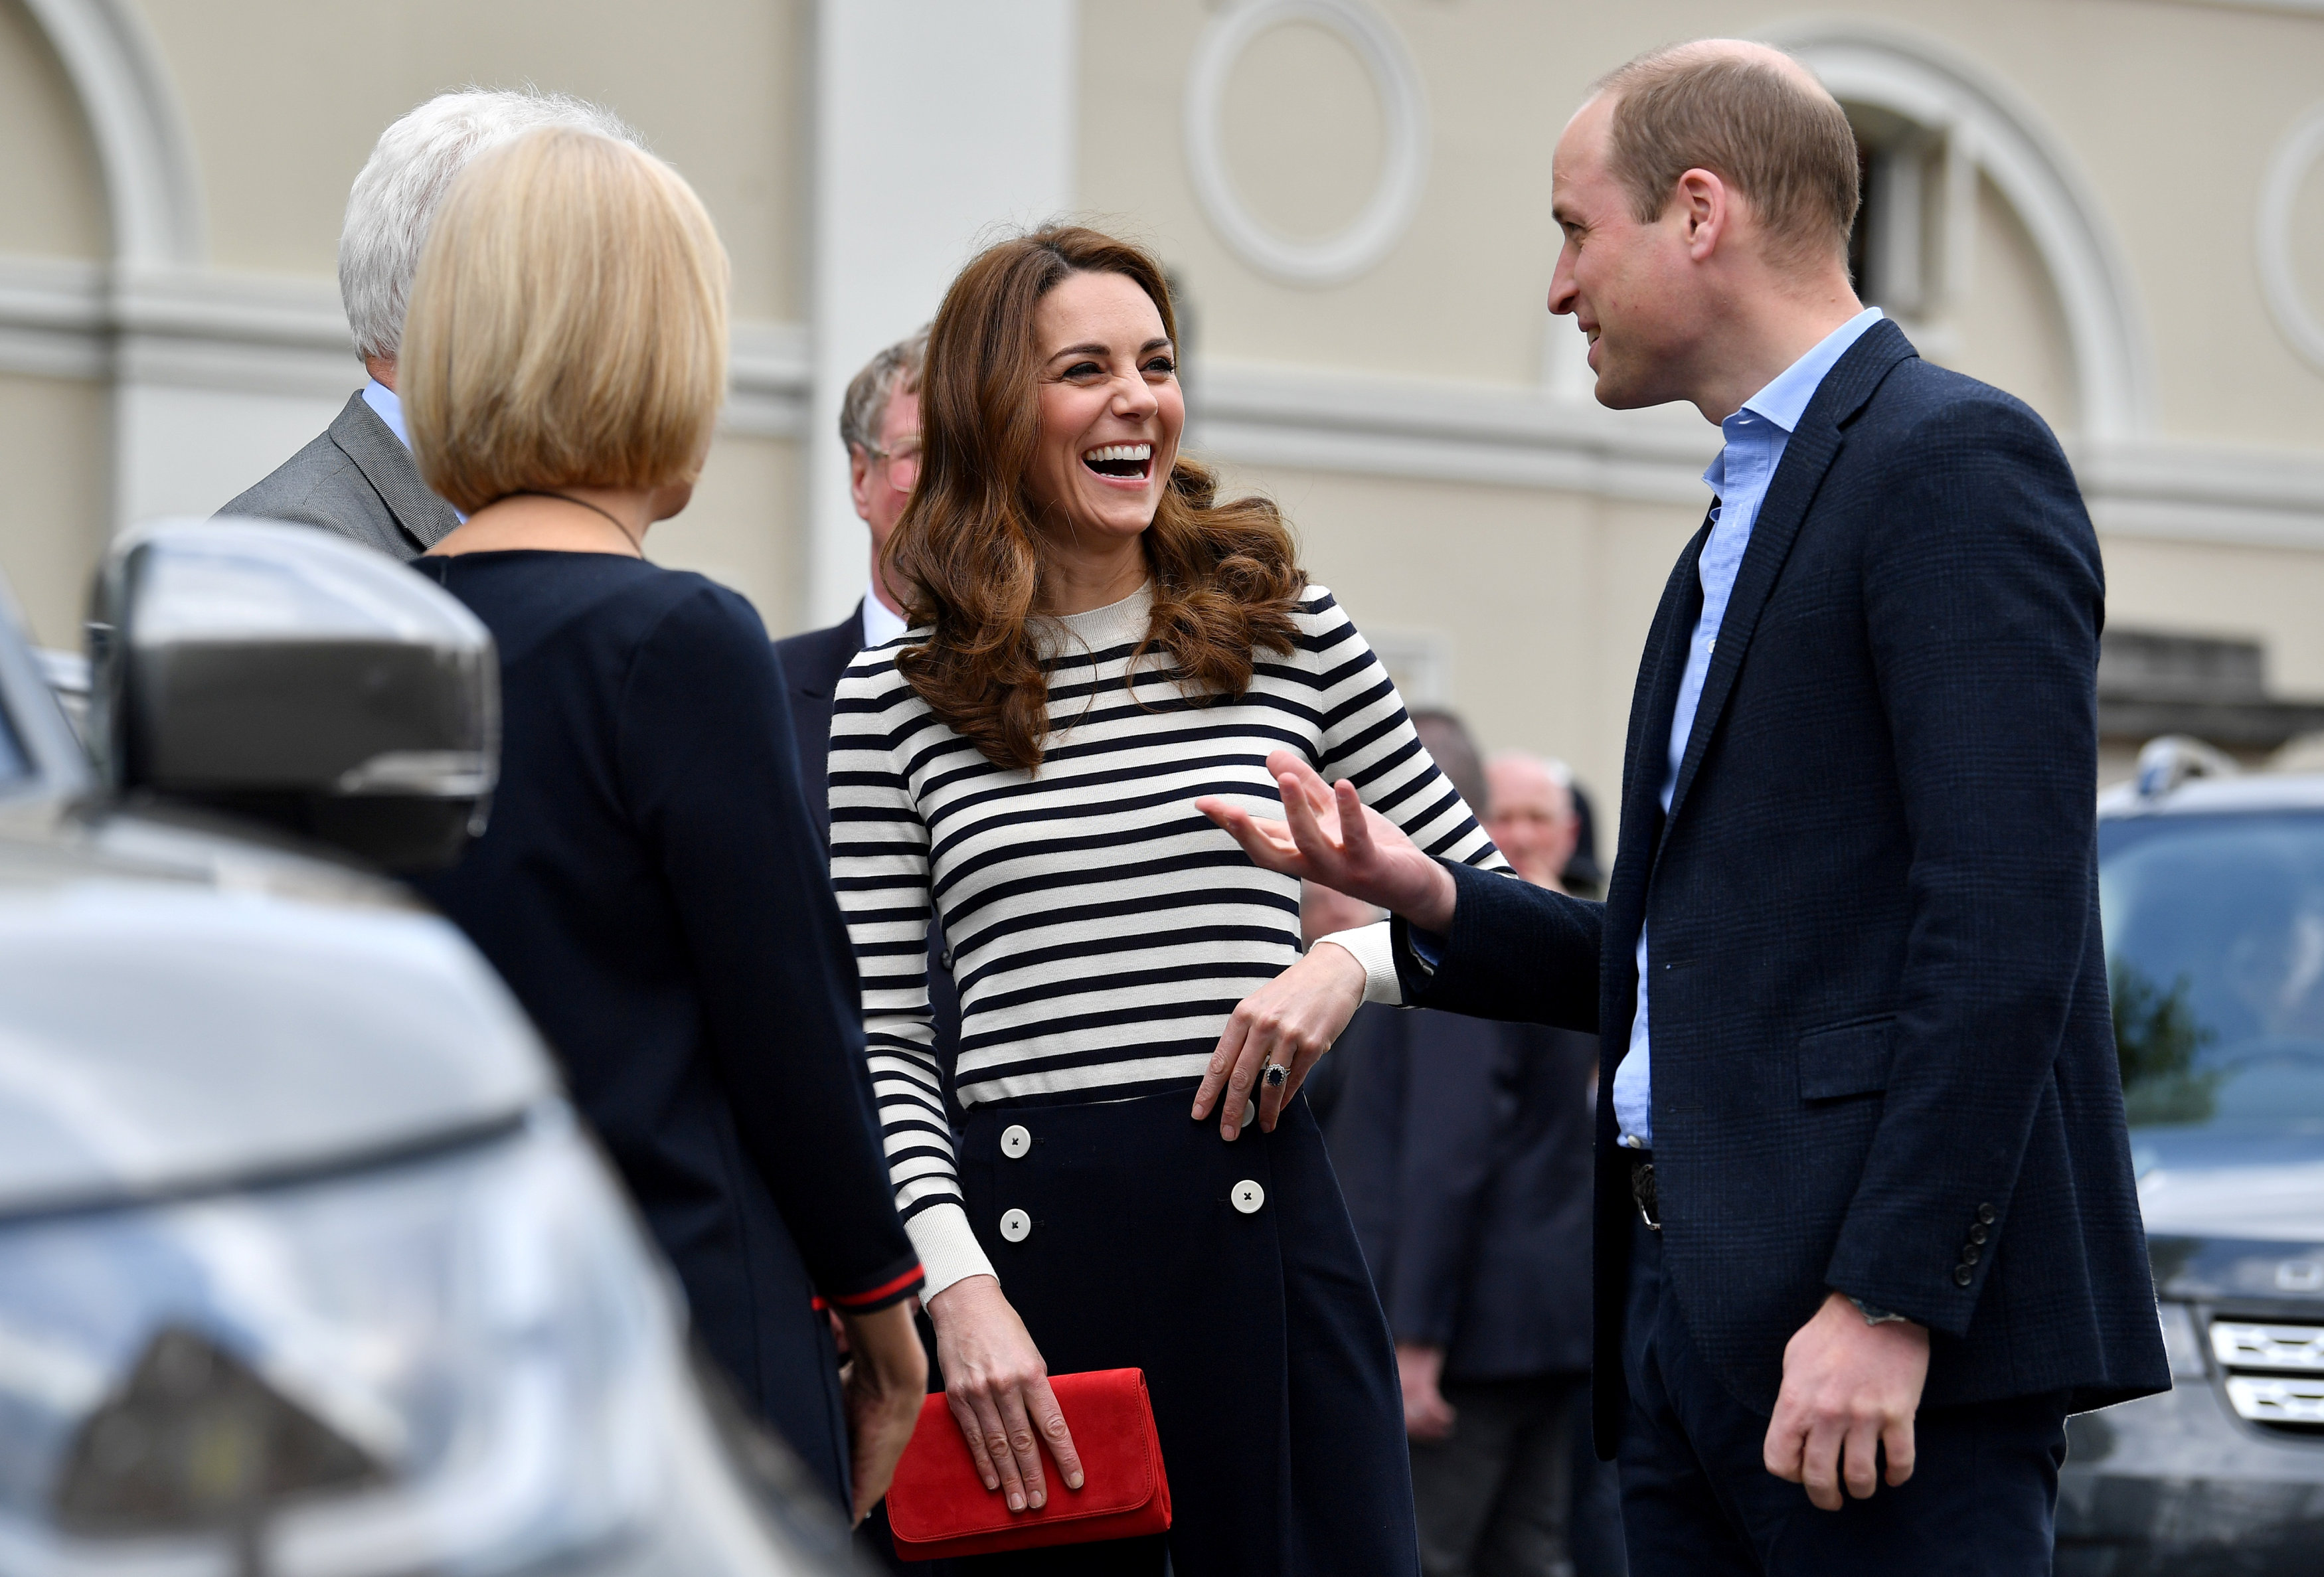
[222,89,637,557]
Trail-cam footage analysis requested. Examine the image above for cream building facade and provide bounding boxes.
[5,0,2324,802]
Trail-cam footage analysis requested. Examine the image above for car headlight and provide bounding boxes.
[0,1104,843,1576]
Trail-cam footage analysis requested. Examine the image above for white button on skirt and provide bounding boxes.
[1001,1123,1032,1159]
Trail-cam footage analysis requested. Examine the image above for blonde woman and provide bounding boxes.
[401,125,926,1523]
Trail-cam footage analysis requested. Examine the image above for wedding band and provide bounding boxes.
[1262,1062,1289,1088]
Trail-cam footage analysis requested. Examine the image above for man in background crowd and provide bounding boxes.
[222,90,637,555]
[1486,753,1583,893]
[774,330,925,787]
[776,329,957,1130]
[1307,711,1621,1577]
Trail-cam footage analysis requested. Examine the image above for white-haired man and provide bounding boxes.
[221,89,636,557]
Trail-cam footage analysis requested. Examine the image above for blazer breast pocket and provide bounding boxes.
[1796,1018,1894,1102]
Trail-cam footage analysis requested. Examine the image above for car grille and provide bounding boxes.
[2223,1376,2324,1425]
[2211,1322,2324,1372]
[2211,1321,2324,1427]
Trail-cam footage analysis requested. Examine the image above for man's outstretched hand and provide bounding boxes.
[1196,750,1458,935]
[1764,1291,1930,1511]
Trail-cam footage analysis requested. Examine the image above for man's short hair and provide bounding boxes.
[839,329,930,454]
[1597,45,1861,266]
[403,127,729,514]
[340,88,639,363]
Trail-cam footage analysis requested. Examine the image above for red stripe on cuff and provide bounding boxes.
[827,1264,926,1309]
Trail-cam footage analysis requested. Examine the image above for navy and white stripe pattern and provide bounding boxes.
[830,583,1507,1292]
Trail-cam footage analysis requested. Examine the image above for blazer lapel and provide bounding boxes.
[1659,321,1918,837]
[329,392,463,552]
[1604,516,1709,938]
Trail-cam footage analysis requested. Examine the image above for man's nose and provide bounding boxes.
[1546,250,1578,316]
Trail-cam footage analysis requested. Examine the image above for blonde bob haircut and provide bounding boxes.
[404,125,729,515]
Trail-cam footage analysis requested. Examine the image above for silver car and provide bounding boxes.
[0,520,853,1576]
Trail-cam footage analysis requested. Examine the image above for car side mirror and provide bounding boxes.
[87,518,499,871]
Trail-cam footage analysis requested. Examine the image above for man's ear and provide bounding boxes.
[1675,167,1728,262]
[848,445,875,522]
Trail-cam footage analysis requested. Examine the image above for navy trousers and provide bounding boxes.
[952,1090,1420,1575]
[1619,1220,2069,1576]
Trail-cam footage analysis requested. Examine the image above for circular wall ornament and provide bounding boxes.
[1184,0,1430,288]
[2257,104,2324,375]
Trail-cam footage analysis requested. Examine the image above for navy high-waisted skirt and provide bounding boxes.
[949,1088,1421,1575]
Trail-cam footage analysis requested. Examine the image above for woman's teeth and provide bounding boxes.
[1082,443,1152,477]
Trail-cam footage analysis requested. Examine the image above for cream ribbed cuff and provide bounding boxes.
[906,1201,997,1302]
[1317,920,1403,1005]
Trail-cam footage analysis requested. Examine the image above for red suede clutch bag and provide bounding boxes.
[886,1368,1172,1558]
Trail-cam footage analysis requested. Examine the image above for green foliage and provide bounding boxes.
[2111,961,2222,1126]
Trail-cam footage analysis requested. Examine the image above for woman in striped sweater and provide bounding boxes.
[830,227,1508,1574]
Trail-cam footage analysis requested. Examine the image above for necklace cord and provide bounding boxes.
[505,489,645,556]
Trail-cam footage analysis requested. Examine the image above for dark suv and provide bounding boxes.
[2057,752,2324,1573]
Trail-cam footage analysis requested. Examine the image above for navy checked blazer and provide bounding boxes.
[1393,320,2170,1448]
[775,606,962,1085]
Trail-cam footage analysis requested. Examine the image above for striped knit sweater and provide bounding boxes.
[829,583,1509,1296]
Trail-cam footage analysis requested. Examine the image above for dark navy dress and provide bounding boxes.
[411,550,923,1511]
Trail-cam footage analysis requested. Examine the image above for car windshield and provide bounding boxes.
[2100,811,2324,1165]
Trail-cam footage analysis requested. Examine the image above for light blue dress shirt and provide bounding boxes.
[1613,307,1884,1151]
[361,379,408,446]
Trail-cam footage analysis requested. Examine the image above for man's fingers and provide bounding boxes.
[1801,1420,1845,1512]
[948,1392,1001,1493]
[997,1390,1048,1509]
[1762,1399,1803,1481]
[1278,772,1337,869]
[1195,1011,1251,1120]
[1841,1418,1883,1501]
[1196,797,1303,872]
[1027,1378,1085,1491]
[1882,1414,1917,1487]
[1334,780,1373,865]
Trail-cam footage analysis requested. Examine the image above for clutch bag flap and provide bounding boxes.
[887,1367,1170,1556]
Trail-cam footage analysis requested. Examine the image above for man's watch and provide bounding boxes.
[1849,1295,1910,1327]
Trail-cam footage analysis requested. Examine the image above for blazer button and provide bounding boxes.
[1232,1180,1266,1214]
[999,1208,1031,1242]
[1977,1203,1997,1225]
[1968,1223,1989,1245]
[1001,1124,1032,1159]
[1959,1243,1981,1266]
[1953,1264,1973,1287]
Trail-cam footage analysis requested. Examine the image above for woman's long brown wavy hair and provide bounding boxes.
[884,226,1306,773]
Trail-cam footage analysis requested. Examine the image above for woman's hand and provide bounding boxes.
[835,1301,932,1525]
[1197,750,1457,934]
[925,1275,1084,1512]
[1191,936,1367,1139]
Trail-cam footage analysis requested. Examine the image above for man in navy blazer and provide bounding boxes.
[1203,40,2167,1576]
[776,329,961,1091]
